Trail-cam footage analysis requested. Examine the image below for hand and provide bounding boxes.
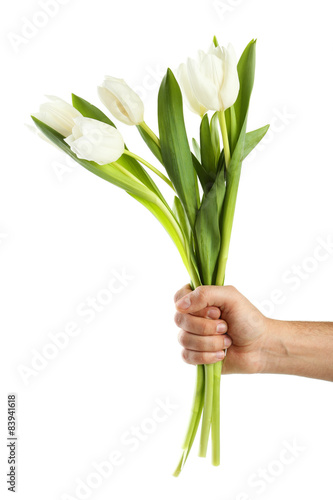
[174,284,270,374]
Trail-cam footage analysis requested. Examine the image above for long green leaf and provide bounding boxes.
[200,114,216,176]
[242,124,270,161]
[194,168,226,285]
[173,196,191,245]
[192,138,201,162]
[136,124,163,164]
[72,94,116,127]
[233,39,257,144]
[158,68,199,229]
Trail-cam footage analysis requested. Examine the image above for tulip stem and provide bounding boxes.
[139,121,161,147]
[124,150,174,191]
[219,111,230,169]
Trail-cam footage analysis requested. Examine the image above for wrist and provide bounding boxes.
[258,318,333,380]
[259,318,292,375]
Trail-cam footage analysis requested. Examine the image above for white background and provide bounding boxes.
[1,0,333,498]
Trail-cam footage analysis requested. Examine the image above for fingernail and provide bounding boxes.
[216,351,225,360]
[216,322,227,333]
[224,337,232,348]
[176,296,191,309]
[207,309,218,319]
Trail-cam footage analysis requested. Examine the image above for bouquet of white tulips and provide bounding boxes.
[31,37,269,476]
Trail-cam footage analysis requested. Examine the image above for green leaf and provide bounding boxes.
[200,114,216,176]
[173,196,191,245]
[192,153,214,194]
[194,168,226,285]
[242,124,270,161]
[233,40,257,143]
[136,124,163,164]
[158,68,199,229]
[192,138,201,162]
[72,94,115,127]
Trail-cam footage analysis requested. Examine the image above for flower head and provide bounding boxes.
[33,96,82,137]
[98,76,144,125]
[64,117,124,165]
[177,43,240,114]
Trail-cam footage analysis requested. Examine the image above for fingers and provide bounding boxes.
[174,284,221,320]
[174,284,235,366]
[174,311,227,336]
[174,284,192,304]
[178,330,232,352]
[180,347,227,365]
[175,285,238,315]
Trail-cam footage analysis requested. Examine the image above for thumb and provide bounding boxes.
[175,285,237,314]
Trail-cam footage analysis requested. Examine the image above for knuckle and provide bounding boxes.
[181,349,190,363]
[174,312,183,327]
[214,337,222,351]
[202,352,213,364]
[201,320,211,336]
[193,285,207,301]
[174,284,191,303]
[177,330,184,345]
[225,285,237,294]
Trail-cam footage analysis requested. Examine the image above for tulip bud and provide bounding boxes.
[33,95,82,137]
[64,117,125,165]
[177,43,240,113]
[98,76,144,125]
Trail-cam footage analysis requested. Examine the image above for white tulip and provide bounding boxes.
[33,95,82,137]
[178,43,240,113]
[64,117,124,165]
[176,63,208,117]
[98,76,144,126]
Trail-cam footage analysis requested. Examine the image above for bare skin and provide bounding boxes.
[174,284,333,382]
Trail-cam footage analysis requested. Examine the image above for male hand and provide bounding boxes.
[174,284,270,374]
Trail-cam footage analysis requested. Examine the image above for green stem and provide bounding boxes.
[218,110,230,168]
[173,365,205,477]
[181,364,204,450]
[139,121,160,147]
[211,360,222,466]
[124,150,174,191]
[198,364,214,457]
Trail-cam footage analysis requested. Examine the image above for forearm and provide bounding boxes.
[261,319,333,382]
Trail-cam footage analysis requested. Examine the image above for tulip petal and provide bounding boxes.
[207,42,223,61]
[176,63,207,116]
[98,76,144,125]
[34,96,82,137]
[187,58,221,111]
[98,86,133,125]
[65,117,124,165]
[200,53,224,91]
[220,44,240,111]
